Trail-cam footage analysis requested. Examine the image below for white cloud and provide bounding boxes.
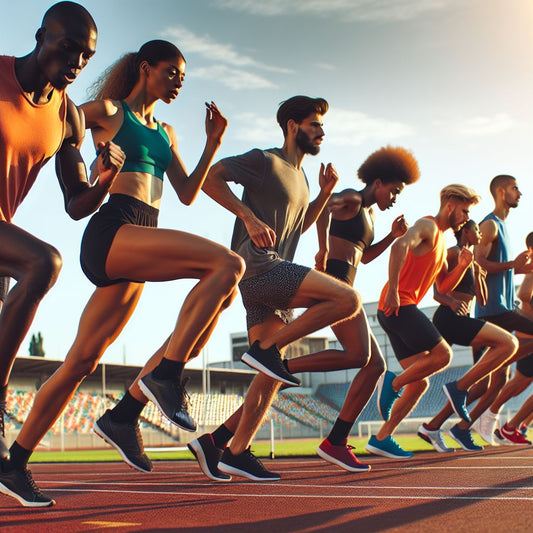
[230,109,414,146]
[215,0,451,22]
[456,113,514,137]
[191,66,277,90]
[162,26,292,74]
[326,109,414,145]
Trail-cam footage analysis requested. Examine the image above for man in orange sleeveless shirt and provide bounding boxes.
[0,1,124,469]
[365,184,480,459]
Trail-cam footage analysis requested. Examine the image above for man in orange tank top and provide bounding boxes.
[365,184,480,459]
[0,1,124,477]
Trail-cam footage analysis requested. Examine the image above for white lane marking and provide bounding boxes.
[47,487,533,501]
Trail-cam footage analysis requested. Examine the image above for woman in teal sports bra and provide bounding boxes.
[12,40,245,476]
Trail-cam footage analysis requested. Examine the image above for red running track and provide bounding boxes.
[1,446,532,532]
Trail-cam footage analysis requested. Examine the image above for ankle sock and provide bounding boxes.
[110,390,146,424]
[152,358,185,381]
[8,441,32,471]
[327,418,353,445]
[212,424,234,449]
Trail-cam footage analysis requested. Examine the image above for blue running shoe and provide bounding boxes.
[449,424,483,451]
[377,370,402,421]
[365,435,413,459]
[443,381,471,423]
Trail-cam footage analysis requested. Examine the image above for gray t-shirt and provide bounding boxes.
[220,148,310,279]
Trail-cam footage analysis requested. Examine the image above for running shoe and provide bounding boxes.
[500,423,532,445]
[443,381,471,423]
[417,424,454,453]
[241,341,300,386]
[218,447,281,481]
[365,435,413,459]
[0,460,55,507]
[0,402,8,460]
[493,428,510,445]
[448,424,483,451]
[377,370,402,421]
[94,410,153,473]
[472,409,498,445]
[139,373,196,431]
[316,438,371,472]
[188,434,231,482]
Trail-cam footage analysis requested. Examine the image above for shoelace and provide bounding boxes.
[23,468,44,495]
[244,448,265,468]
[179,378,192,413]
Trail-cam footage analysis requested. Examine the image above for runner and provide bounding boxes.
[0,39,242,507]
[417,220,517,453]
[365,184,480,459]
[0,2,124,463]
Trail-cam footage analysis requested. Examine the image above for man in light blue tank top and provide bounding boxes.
[471,175,533,444]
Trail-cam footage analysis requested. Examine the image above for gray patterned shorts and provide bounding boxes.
[239,261,311,329]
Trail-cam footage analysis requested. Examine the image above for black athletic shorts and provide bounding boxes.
[377,304,443,361]
[433,304,485,347]
[80,194,159,287]
[517,352,533,378]
[325,259,356,286]
[480,310,533,336]
[239,261,310,329]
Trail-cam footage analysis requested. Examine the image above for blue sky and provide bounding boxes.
[3,0,533,368]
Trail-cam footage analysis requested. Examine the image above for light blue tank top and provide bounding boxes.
[475,213,515,317]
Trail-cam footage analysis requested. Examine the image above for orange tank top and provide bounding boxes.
[378,217,446,309]
[0,55,67,222]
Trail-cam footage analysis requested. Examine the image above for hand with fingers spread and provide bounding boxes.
[204,101,227,145]
[391,215,408,238]
[95,141,125,188]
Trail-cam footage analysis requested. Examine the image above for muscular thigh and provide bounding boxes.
[0,221,58,278]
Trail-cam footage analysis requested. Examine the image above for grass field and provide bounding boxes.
[29,433,486,464]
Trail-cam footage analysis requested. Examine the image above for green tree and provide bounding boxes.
[29,332,45,357]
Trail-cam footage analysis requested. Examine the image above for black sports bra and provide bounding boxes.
[454,263,476,295]
[329,206,374,251]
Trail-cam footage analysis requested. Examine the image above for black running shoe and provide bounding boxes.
[94,410,153,473]
[0,403,8,460]
[139,373,196,432]
[218,447,281,481]
[188,434,231,482]
[241,341,300,386]
[0,460,55,507]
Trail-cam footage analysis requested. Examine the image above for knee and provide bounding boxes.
[337,287,361,320]
[216,252,245,288]
[504,335,519,358]
[25,246,62,298]
[434,343,452,370]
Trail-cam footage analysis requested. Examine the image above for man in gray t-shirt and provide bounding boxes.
[189,96,361,481]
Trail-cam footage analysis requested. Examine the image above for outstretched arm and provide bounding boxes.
[56,98,124,220]
[203,161,276,248]
[302,163,338,233]
[165,102,227,205]
[362,215,408,264]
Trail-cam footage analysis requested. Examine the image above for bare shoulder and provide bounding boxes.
[329,188,362,216]
[479,218,498,242]
[64,97,84,144]
[161,122,177,147]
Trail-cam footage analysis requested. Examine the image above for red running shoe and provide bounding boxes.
[500,423,532,445]
[317,438,371,472]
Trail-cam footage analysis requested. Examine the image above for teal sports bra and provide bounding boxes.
[110,101,172,180]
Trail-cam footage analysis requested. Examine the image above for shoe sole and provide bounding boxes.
[365,443,413,460]
[93,421,152,473]
[241,353,300,386]
[138,380,196,432]
[218,461,281,481]
[0,480,55,508]
[447,431,483,452]
[316,446,371,472]
[417,430,454,453]
[442,384,471,423]
[187,440,231,482]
